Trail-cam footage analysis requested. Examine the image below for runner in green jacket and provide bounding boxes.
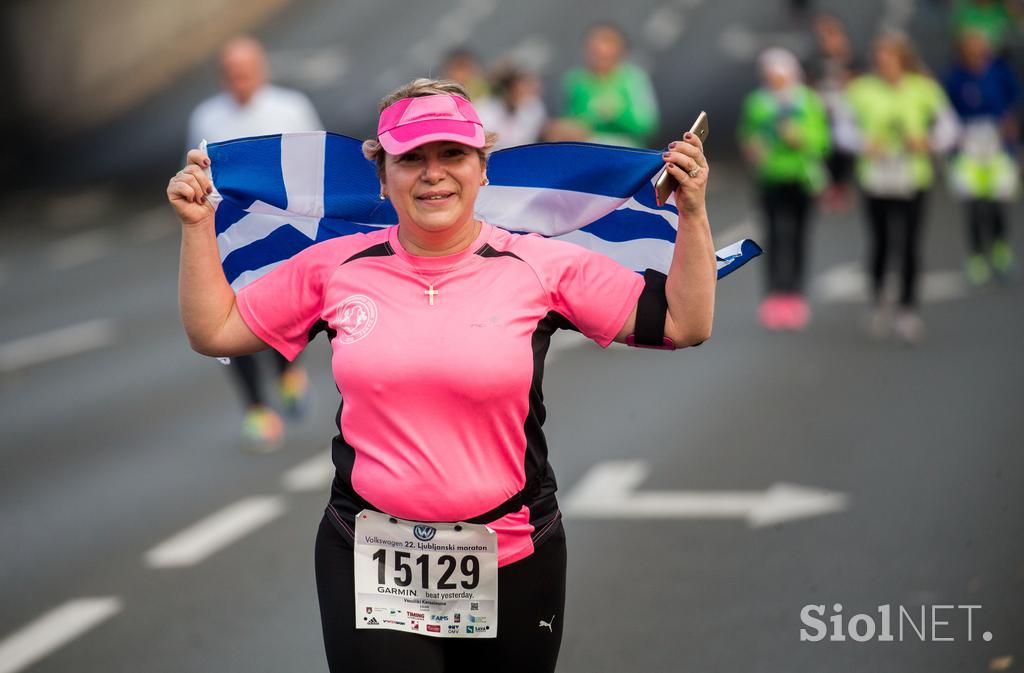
[738,47,830,331]
[836,32,959,344]
[562,23,659,148]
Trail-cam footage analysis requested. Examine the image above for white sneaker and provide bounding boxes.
[893,310,924,346]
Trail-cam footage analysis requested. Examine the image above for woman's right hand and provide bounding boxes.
[167,148,215,227]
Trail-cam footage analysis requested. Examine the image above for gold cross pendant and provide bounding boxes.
[424,284,439,306]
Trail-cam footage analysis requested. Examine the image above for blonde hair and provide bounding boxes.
[362,78,499,179]
[874,30,926,75]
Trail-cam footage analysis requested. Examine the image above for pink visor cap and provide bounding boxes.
[376,94,485,154]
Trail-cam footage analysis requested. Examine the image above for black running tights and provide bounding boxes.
[227,351,293,407]
[864,192,926,308]
[760,182,813,294]
[966,199,1007,255]
[314,515,566,673]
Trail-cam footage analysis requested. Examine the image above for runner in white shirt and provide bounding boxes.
[187,36,322,451]
[475,65,547,150]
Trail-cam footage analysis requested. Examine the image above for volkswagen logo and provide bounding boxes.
[413,525,436,542]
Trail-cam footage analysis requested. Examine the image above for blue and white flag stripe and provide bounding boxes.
[206,132,761,291]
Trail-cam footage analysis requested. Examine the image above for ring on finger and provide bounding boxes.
[688,168,701,178]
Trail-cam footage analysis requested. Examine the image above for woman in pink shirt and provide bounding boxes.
[167,77,716,673]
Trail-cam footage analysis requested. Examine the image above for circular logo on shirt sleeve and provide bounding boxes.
[335,295,378,344]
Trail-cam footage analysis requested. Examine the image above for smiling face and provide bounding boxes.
[382,141,487,237]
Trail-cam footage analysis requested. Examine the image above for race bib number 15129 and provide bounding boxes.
[353,510,498,638]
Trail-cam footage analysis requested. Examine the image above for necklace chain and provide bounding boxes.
[407,262,460,306]
[393,222,481,306]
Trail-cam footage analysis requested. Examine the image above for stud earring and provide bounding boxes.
[379,192,386,200]
[481,177,489,186]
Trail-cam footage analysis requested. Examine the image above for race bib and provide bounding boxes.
[961,120,1002,160]
[354,510,498,638]
[863,154,915,197]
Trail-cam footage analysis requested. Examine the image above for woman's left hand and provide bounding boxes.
[662,132,709,218]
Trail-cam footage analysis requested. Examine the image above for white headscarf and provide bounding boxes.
[759,47,804,96]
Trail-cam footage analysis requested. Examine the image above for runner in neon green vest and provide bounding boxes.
[845,72,952,194]
[738,47,830,331]
[836,32,959,345]
[944,30,1020,285]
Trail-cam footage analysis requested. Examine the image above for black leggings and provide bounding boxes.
[759,183,812,294]
[314,515,567,673]
[228,351,293,407]
[863,192,926,308]
[966,199,1008,255]
[826,149,855,188]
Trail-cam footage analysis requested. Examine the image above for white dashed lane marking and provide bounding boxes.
[282,450,335,493]
[717,219,756,247]
[45,229,115,270]
[145,496,286,568]
[815,263,968,304]
[0,598,122,673]
[0,319,116,373]
[719,24,809,62]
[644,6,686,50]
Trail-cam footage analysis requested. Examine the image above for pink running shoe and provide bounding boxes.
[758,295,787,330]
[784,294,810,330]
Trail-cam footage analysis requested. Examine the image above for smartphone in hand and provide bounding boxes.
[655,111,709,207]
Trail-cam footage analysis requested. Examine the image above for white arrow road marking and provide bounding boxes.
[282,449,334,492]
[0,598,122,673]
[815,263,968,304]
[0,319,116,373]
[145,496,285,568]
[563,460,848,527]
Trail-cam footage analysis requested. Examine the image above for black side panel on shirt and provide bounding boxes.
[307,319,337,344]
[328,400,378,527]
[521,311,576,539]
[475,244,573,530]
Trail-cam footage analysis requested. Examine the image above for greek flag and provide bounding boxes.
[206,132,761,291]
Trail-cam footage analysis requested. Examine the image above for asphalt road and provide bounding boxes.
[3,0,1023,672]
[2,163,1022,672]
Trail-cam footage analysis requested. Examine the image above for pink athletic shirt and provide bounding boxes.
[237,222,644,565]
